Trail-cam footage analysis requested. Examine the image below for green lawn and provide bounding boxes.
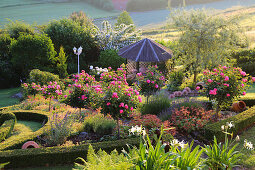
[0,0,119,26]
[0,88,21,107]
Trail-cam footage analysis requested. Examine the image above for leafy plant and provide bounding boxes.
[44,112,74,146]
[83,113,116,136]
[74,145,134,170]
[204,122,244,169]
[202,65,255,119]
[167,70,184,92]
[55,46,68,78]
[28,69,60,86]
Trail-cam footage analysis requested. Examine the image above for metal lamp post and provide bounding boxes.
[73,46,83,74]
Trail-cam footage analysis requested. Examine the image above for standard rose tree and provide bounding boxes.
[202,65,255,120]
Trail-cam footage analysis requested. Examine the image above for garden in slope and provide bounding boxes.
[1,8,255,170]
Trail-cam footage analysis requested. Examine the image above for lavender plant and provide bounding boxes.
[44,112,74,146]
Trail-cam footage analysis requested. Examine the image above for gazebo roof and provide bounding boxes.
[118,38,173,62]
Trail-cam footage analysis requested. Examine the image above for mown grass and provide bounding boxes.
[0,88,21,107]
[0,0,119,26]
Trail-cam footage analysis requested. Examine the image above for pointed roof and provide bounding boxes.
[118,38,173,62]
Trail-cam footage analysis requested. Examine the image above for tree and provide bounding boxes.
[10,33,57,79]
[170,9,246,85]
[55,46,68,78]
[69,11,94,31]
[95,20,140,50]
[115,11,134,28]
[98,49,125,70]
[44,19,100,74]
[5,20,35,39]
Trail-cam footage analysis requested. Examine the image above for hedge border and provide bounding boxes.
[204,106,255,141]
[0,110,49,151]
[0,137,140,168]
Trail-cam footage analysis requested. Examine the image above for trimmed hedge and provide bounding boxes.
[241,98,255,107]
[0,110,49,151]
[204,106,255,142]
[0,137,140,168]
[0,111,16,142]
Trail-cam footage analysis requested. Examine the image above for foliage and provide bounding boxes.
[21,82,41,97]
[69,11,94,30]
[5,20,35,39]
[0,34,19,88]
[74,144,134,170]
[115,11,134,29]
[28,69,60,86]
[55,46,68,78]
[130,114,176,136]
[0,162,9,169]
[171,106,213,133]
[204,122,243,169]
[44,18,100,73]
[172,141,205,169]
[126,0,167,12]
[167,70,184,92]
[171,8,247,84]
[202,65,254,117]
[140,92,171,115]
[97,49,126,70]
[44,112,74,146]
[231,47,255,76]
[204,106,255,142]
[83,113,116,136]
[100,72,141,121]
[10,33,57,79]
[136,65,166,97]
[159,97,206,121]
[94,20,140,50]
[0,111,16,142]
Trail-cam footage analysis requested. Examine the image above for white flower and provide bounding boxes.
[221,125,225,131]
[97,72,100,75]
[235,135,240,142]
[244,139,254,150]
[128,125,145,136]
[170,139,186,148]
[90,65,93,70]
[226,121,234,129]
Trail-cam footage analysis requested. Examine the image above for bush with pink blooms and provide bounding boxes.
[22,82,41,97]
[136,65,166,97]
[202,65,255,118]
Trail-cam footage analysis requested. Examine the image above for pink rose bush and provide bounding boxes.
[202,65,254,118]
[136,65,166,96]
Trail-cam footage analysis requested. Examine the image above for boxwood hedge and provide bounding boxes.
[204,106,255,142]
[0,137,140,168]
[0,111,16,142]
[0,110,49,151]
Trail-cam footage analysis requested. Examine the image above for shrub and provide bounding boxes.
[0,111,16,142]
[74,145,134,170]
[5,20,35,39]
[44,18,100,73]
[167,70,184,92]
[130,114,176,136]
[159,98,205,121]
[115,11,134,29]
[0,111,16,126]
[69,11,94,30]
[140,92,171,115]
[202,65,254,119]
[83,113,116,136]
[0,137,139,168]
[97,49,126,70]
[204,106,255,142]
[0,34,19,88]
[136,65,166,97]
[55,46,68,78]
[44,112,74,146]
[171,106,213,133]
[10,33,57,79]
[28,69,60,86]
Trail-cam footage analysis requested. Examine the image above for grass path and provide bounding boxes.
[0,88,20,107]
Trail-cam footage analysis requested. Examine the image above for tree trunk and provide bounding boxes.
[49,97,51,111]
[117,118,120,139]
[215,103,220,121]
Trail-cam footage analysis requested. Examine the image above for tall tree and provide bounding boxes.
[170,9,246,85]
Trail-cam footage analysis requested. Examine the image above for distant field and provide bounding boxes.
[0,0,119,26]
